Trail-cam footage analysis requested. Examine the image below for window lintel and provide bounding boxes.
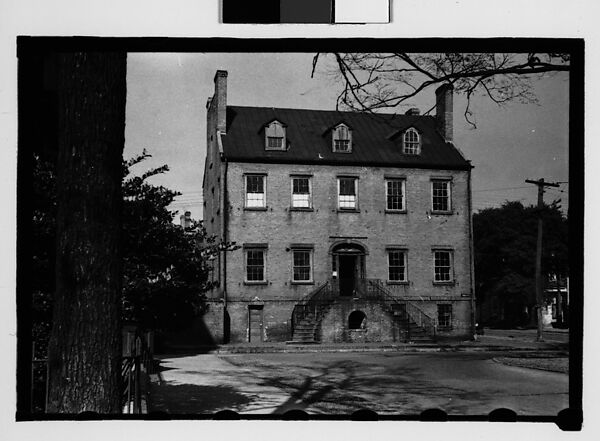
[290,243,314,250]
[243,243,268,249]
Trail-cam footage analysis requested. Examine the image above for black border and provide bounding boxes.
[15,37,583,430]
[17,36,582,55]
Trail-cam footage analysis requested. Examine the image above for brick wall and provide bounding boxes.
[219,161,473,342]
[320,300,403,343]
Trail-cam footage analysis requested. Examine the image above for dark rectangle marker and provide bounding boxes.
[223,0,281,24]
[223,0,334,24]
[280,0,333,23]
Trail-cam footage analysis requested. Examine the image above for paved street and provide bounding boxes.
[148,350,568,415]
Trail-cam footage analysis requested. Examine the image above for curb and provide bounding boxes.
[204,344,568,355]
[492,356,569,374]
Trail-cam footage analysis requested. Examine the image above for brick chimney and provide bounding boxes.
[435,83,454,142]
[210,70,228,134]
[405,107,420,116]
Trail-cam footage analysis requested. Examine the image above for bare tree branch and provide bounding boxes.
[314,52,570,125]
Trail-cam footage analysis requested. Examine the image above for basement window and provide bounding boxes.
[437,304,453,329]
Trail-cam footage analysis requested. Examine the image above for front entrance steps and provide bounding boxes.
[287,298,435,345]
[287,301,334,344]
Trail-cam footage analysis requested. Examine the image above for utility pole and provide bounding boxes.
[526,178,560,341]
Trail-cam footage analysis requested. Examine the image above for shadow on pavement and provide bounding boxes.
[257,359,422,414]
[149,383,252,414]
[226,354,549,414]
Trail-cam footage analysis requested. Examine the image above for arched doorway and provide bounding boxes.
[331,242,366,296]
[348,311,367,329]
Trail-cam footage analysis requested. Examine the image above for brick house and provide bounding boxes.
[202,70,475,344]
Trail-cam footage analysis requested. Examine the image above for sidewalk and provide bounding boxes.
[178,333,568,355]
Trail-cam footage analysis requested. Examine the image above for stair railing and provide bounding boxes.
[365,279,437,339]
[291,280,333,338]
[404,302,437,338]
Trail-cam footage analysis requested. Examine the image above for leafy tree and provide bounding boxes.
[32,150,226,353]
[312,53,570,126]
[473,201,568,326]
[121,150,225,332]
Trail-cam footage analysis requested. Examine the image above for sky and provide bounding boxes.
[124,53,570,221]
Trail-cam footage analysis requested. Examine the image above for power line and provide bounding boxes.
[472,186,531,193]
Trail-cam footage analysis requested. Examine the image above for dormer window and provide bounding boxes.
[332,124,352,153]
[265,120,286,151]
[403,128,420,155]
[267,136,283,149]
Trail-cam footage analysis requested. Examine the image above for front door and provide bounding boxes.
[248,306,263,343]
[339,254,357,296]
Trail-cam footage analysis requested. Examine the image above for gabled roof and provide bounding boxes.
[324,120,352,135]
[221,105,471,170]
[262,118,287,129]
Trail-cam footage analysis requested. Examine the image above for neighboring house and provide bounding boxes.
[477,292,530,328]
[544,274,569,327]
[202,70,475,344]
[478,274,569,329]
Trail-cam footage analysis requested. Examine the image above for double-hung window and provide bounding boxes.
[245,174,266,208]
[338,177,358,210]
[291,248,313,283]
[437,304,452,329]
[388,249,407,282]
[244,245,267,283]
[386,179,406,211]
[433,250,453,283]
[291,176,311,209]
[431,179,451,212]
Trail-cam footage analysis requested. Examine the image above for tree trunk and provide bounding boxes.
[46,52,126,413]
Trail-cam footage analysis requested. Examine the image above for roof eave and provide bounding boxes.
[221,155,472,171]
